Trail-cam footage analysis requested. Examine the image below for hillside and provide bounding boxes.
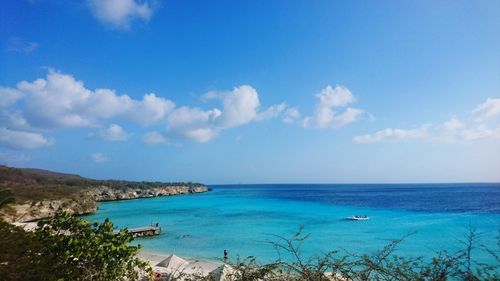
[0,166,209,222]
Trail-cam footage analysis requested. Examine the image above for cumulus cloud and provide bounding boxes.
[91,153,108,163]
[87,0,155,29]
[142,131,167,145]
[12,70,128,128]
[0,87,23,107]
[0,111,30,131]
[100,124,129,141]
[1,70,174,129]
[301,85,364,128]
[216,85,261,128]
[0,127,54,149]
[166,86,285,142]
[472,98,500,122]
[353,125,430,144]
[354,98,500,144]
[0,70,285,146]
[167,106,221,143]
[129,93,175,126]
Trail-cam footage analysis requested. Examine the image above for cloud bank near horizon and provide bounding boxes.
[353,98,500,144]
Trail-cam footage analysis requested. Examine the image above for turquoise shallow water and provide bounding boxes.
[84,184,499,265]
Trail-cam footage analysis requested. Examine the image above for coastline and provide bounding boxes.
[3,185,210,223]
[0,165,210,223]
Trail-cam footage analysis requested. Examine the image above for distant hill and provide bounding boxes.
[0,165,208,222]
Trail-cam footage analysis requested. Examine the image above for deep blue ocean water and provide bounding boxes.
[84,184,500,265]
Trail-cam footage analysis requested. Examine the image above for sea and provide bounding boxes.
[84,183,500,265]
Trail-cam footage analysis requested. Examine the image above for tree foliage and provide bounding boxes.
[35,211,152,281]
[0,211,151,281]
[0,220,44,280]
[0,188,15,208]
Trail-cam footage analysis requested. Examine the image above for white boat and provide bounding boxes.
[346,215,369,221]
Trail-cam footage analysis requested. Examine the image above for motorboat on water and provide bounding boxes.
[346,215,369,221]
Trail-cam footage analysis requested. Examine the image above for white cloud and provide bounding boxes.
[302,85,364,128]
[435,117,465,142]
[167,106,221,143]
[0,127,54,149]
[181,128,218,143]
[1,70,174,129]
[91,153,108,163]
[142,131,167,145]
[353,125,429,144]
[0,110,30,131]
[355,121,500,144]
[87,0,155,29]
[472,98,500,122]
[282,107,301,124]
[459,125,500,141]
[0,70,285,145]
[439,117,465,132]
[216,85,261,128]
[0,87,24,107]
[200,91,223,101]
[354,98,500,144]
[100,124,129,141]
[128,93,175,126]
[256,103,287,121]
[166,86,285,142]
[14,70,127,128]
[316,85,355,107]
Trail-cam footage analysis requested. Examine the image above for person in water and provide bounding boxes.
[223,250,228,261]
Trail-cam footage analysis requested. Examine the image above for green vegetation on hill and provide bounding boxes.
[0,165,205,203]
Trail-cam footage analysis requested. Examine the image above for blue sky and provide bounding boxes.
[1,0,499,183]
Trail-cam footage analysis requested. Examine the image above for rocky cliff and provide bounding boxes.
[6,197,98,223]
[89,184,209,201]
[0,166,209,222]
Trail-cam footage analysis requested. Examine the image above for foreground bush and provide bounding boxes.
[0,211,151,281]
[174,228,499,281]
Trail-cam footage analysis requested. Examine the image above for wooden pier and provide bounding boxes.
[113,225,161,237]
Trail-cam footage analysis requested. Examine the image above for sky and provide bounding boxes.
[0,0,499,184]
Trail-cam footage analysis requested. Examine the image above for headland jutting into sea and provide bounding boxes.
[0,165,209,223]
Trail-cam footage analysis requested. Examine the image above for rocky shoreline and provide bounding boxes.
[90,184,209,201]
[2,184,209,223]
